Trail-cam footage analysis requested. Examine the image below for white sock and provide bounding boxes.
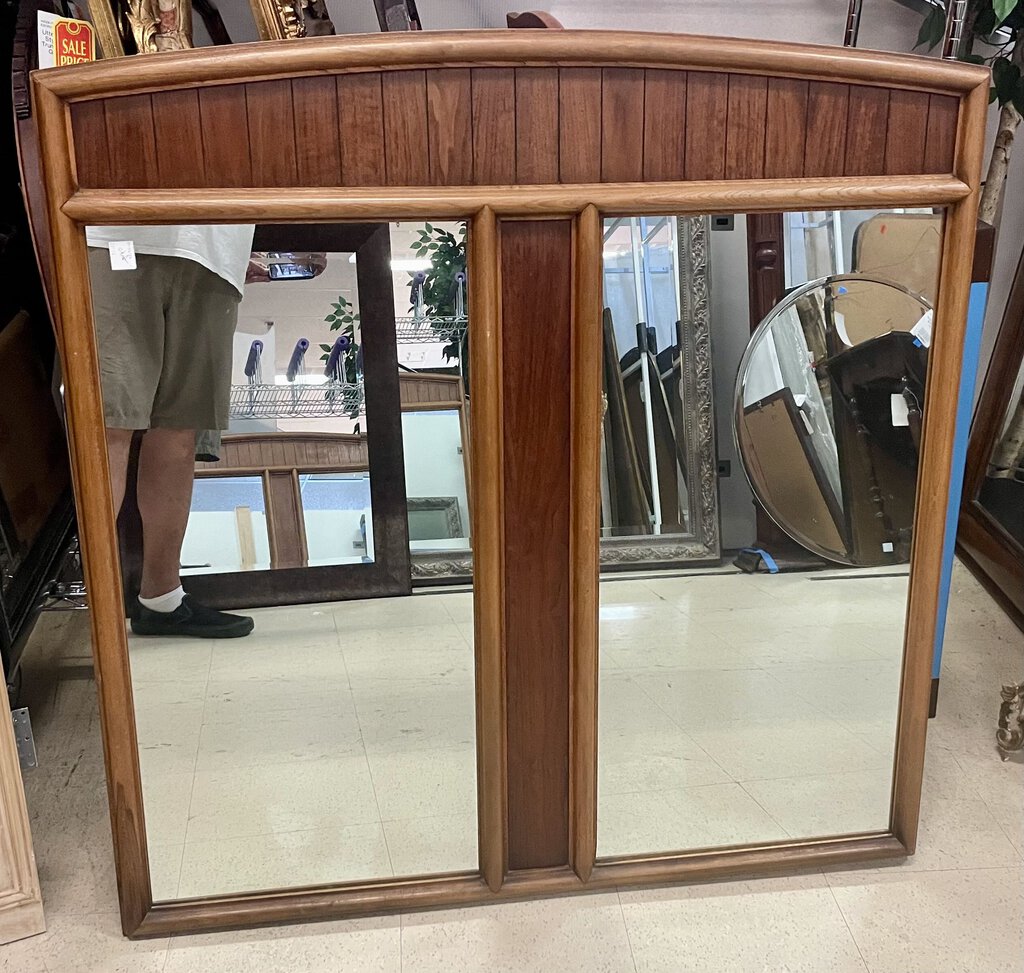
[138,585,185,613]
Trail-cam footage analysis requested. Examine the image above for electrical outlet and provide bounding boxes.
[711,215,735,231]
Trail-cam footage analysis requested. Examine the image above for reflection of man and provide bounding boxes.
[87,225,256,638]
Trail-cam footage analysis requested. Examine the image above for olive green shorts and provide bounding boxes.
[88,248,240,432]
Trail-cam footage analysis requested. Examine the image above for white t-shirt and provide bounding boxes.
[86,225,256,296]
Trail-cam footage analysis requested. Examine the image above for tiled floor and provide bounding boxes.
[6,561,1022,972]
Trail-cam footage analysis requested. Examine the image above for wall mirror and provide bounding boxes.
[87,219,478,900]
[29,29,986,937]
[597,208,940,859]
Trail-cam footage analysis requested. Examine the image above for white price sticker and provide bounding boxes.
[890,393,910,427]
[910,309,933,348]
[108,241,136,271]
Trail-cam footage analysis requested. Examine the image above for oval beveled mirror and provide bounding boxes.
[735,274,931,566]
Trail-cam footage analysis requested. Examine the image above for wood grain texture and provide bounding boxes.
[844,85,889,177]
[600,68,644,182]
[198,85,252,188]
[338,73,386,186]
[427,69,473,185]
[70,99,112,189]
[890,78,987,856]
[471,68,516,185]
[884,89,930,175]
[501,219,572,870]
[725,74,767,180]
[685,73,728,181]
[515,68,559,184]
[264,470,307,568]
[569,205,601,883]
[150,89,206,189]
[925,94,958,174]
[469,207,507,892]
[642,69,686,182]
[64,175,973,225]
[764,77,808,179]
[558,68,602,184]
[247,80,298,187]
[382,70,430,186]
[103,95,157,189]
[292,76,342,187]
[804,82,850,178]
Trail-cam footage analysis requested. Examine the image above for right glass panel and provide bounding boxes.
[597,208,943,857]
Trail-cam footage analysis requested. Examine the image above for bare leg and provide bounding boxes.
[136,427,196,599]
[105,428,135,515]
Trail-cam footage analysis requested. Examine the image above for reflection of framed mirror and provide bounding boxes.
[599,215,719,566]
[30,30,986,937]
[959,245,1024,629]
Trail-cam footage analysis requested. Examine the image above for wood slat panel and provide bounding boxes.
[685,73,728,181]
[292,76,342,187]
[338,73,386,186]
[198,85,252,188]
[502,219,572,870]
[104,95,157,189]
[515,68,559,184]
[925,94,958,174]
[247,80,298,187]
[764,77,808,179]
[600,68,644,182]
[471,68,516,185]
[427,68,473,185]
[884,89,930,175]
[558,68,602,184]
[642,69,686,182]
[725,74,767,180]
[844,85,890,177]
[71,100,112,189]
[265,471,306,568]
[804,82,850,178]
[151,89,205,189]
[383,70,430,186]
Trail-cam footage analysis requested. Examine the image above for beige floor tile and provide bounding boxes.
[135,701,203,778]
[0,912,169,973]
[620,874,868,973]
[355,681,476,754]
[644,573,781,614]
[332,594,455,633]
[340,623,473,687]
[367,747,477,821]
[440,590,475,625]
[202,675,348,718]
[184,756,380,843]
[162,914,402,973]
[598,725,730,797]
[400,893,636,972]
[127,638,212,684]
[598,782,788,858]
[629,667,827,729]
[245,602,341,640]
[149,842,184,901]
[382,812,478,877]
[176,823,393,898]
[827,867,1024,973]
[206,637,347,684]
[598,577,665,606]
[140,771,194,847]
[195,703,366,771]
[742,769,893,839]
[686,716,891,782]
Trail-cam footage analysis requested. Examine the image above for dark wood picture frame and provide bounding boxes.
[26,30,987,938]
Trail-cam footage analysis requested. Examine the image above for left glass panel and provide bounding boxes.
[86,221,477,899]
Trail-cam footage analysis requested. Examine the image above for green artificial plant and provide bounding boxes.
[319,293,360,383]
[408,222,468,364]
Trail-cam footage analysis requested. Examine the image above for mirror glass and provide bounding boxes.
[87,220,477,900]
[597,208,941,859]
[978,358,1024,548]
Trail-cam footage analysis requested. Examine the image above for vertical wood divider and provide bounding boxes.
[569,205,602,881]
[891,80,987,852]
[469,206,508,891]
[34,88,151,936]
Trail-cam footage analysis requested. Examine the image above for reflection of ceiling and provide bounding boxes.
[194,1,922,54]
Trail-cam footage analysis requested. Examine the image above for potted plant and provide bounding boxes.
[407,223,468,368]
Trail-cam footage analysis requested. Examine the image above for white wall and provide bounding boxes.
[402,410,470,542]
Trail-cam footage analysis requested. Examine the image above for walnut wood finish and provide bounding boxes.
[28,31,987,937]
[70,64,963,192]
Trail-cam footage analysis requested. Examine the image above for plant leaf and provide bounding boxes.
[994,0,1017,25]
[915,5,945,50]
[993,57,1021,107]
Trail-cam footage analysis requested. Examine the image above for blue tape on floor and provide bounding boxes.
[740,548,780,574]
[933,281,988,679]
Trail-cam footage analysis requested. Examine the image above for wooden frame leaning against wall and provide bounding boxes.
[28,30,987,938]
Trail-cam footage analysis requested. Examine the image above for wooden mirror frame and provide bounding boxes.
[29,30,986,938]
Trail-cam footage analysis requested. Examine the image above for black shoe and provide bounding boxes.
[131,596,254,639]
